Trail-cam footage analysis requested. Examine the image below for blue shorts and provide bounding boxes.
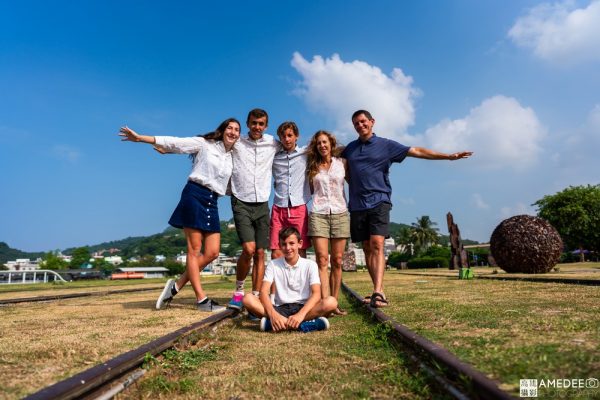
[168,181,220,233]
[274,303,304,317]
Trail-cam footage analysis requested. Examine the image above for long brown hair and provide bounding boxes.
[306,130,337,183]
[190,117,240,162]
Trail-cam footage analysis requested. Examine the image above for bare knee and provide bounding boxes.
[205,250,219,263]
[241,244,256,260]
[242,293,258,308]
[317,254,329,269]
[255,248,265,259]
[369,239,384,254]
[322,296,338,312]
[331,254,343,269]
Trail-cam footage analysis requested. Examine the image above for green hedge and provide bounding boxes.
[407,256,449,269]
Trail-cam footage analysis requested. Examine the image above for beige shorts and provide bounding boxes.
[308,211,350,239]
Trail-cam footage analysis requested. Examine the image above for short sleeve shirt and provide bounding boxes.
[263,257,320,306]
[341,134,410,212]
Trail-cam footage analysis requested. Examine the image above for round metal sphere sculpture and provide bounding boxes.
[490,215,562,274]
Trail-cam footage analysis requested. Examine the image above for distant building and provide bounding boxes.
[384,238,396,256]
[155,255,166,263]
[104,256,123,265]
[4,258,41,271]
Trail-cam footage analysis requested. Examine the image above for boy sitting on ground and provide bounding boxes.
[242,226,337,332]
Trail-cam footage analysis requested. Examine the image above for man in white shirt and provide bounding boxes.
[242,226,337,332]
[228,109,280,311]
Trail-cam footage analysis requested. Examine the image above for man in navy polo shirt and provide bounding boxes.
[342,109,472,308]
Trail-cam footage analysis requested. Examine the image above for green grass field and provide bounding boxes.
[343,267,600,399]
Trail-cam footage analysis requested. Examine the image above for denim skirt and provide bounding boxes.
[168,181,220,233]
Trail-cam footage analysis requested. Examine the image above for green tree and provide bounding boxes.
[70,247,91,268]
[423,245,451,259]
[93,258,115,276]
[41,251,68,270]
[393,226,414,254]
[410,216,439,254]
[162,259,185,276]
[533,184,600,261]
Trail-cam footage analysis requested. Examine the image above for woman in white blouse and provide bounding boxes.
[119,118,240,312]
[306,130,351,316]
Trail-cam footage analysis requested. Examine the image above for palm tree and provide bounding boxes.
[395,226,414,255]
[410,216,439,254]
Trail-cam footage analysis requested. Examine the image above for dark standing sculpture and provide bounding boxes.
[490,215,563,274]
[447,212,469,270]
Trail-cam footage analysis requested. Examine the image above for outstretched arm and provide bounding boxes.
[119,126,156,144]
[407,147,473,160]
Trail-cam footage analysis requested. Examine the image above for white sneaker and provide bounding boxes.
[156,279,176,310]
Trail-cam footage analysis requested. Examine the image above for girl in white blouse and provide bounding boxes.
[306,130,351,316]
[119,118,240,312]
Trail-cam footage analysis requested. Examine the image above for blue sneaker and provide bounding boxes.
[227,291,244,310]
[260,317,272,332]
[248,310,261,321]
[298,317,330,333]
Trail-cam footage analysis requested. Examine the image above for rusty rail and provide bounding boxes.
[0,286,164,305]
[24,308,237,400]
[342,282,515,400]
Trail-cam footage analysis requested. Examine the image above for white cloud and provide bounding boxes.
[472,193,490,210]
[52,145,81,163]
[508,0,600,64]
[499,202,535,219]
[291,52,419,142]
[423,95,545,169]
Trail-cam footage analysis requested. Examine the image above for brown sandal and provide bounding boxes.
[369,292,389,308]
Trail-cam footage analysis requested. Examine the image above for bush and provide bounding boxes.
[386,251,412,268]
[407,256,449,269]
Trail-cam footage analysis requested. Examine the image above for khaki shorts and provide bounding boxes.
[308,212,350,239]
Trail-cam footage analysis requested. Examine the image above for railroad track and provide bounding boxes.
[342,282,515,400]
[24,308,238,400]
[0,286,165,305]
[19,283,516,399]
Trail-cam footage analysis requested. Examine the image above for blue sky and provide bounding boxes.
[1,0,599,252]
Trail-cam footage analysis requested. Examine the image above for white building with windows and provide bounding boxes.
[4,258,41,271]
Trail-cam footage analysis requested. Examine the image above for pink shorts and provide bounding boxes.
[270,204,310,249]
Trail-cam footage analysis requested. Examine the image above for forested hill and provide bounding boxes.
[0,242,44,265]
